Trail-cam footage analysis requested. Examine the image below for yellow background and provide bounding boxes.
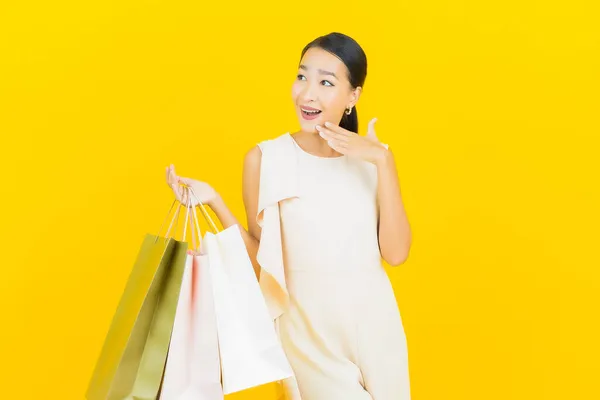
[1,0,598,399]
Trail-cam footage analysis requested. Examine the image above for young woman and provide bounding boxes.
[166,32,412,400]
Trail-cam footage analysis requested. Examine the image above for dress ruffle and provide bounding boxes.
[255,133,299,322]
[255,133,303,399]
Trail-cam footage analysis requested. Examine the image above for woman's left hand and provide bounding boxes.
[316,118,388,164]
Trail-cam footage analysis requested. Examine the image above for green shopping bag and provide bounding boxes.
[86,191,196,400]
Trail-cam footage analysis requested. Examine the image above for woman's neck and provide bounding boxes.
[291,130,344,158]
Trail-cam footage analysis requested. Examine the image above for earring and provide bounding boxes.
[345,106,352,115]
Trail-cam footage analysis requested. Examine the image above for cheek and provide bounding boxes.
[291,82,302,100]
[321,89,344,112]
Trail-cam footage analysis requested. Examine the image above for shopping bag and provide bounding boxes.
[86,191,193,400]
[160,200,224,400]
[187,187,295,395]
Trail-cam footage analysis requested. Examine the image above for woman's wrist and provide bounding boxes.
[207,192,223,210]
[373,146,393,167]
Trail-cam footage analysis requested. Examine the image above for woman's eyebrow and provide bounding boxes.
[299,64,338,79]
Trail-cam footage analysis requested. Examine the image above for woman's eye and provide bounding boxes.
[296,75,333,87]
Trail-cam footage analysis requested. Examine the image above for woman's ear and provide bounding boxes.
[349,86,362,109]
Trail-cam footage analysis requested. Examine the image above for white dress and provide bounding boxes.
[255,132,410,400]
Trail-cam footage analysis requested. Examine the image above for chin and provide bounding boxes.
[305,123,322,134]
[300,117,324,131]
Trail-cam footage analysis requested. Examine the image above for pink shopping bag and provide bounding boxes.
[160,189,223,400]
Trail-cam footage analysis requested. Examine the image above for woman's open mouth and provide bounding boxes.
[301,107,322,120]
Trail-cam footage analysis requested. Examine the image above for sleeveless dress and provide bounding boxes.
[255,132,410,400]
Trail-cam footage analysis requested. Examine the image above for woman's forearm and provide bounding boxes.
[375,149,412,266]
[207,194,261,280]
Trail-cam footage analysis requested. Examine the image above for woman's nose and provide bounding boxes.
[300,82,318,102]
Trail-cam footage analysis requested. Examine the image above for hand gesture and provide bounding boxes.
[165,164,218,208]
[315,118,388,164]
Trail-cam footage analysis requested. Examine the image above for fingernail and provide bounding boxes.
[315,125,321,130]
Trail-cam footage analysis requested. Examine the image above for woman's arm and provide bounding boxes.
[310,120,412,265]
[207,145,263,280]
[375,148,412,266]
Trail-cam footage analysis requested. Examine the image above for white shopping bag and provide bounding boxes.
[188,187,295,395]
[160,190,224,400]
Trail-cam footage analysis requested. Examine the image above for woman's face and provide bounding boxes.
[292,47,360,133]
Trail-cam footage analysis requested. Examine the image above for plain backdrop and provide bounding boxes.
[0,0,598,399]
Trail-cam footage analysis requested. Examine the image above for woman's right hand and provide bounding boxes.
[165,164,219,208]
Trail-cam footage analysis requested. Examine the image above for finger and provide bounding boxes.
[326,139,347,153]
[167,168,177,187]
[169,165,179,180]
[318,129,337,142]
[170,166,180,183]
[327,142,346,154]
[167,167,176,187]
[179,178,198,203]
[179,186,187,204]
[317,125,349,142]
[324,121,353,136]
[179,177,193,185]
[367,118,378,138]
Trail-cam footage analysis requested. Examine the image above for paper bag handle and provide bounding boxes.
[155,197,183,242]
[154,186,202,251]
[185,185,219,234]
[179,186,207,253]
[187,188,204,253]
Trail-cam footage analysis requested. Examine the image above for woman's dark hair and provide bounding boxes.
[300,32,367,133]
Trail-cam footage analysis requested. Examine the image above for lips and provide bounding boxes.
[300,105,322,118]
[301,105,320,111]
[300,106,322,120]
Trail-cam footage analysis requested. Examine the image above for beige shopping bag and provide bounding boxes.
[187,187,295,395]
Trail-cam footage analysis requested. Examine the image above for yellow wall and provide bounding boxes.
[1,1,598,399]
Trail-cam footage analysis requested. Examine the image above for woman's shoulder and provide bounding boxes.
[256,132,292,152]
[244,132,293,170]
